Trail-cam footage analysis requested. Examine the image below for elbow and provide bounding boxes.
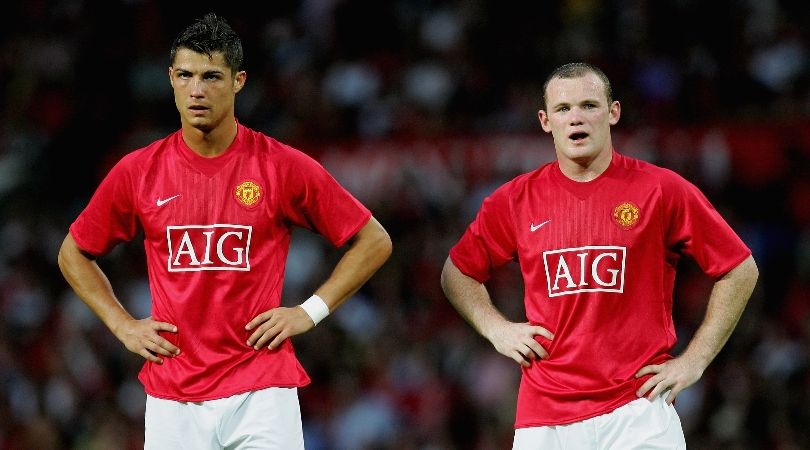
[440,270,450,297]
[57,233,94,276]
[738,254,759,282]
[377,229,393,263]
[731,254,759,296]
[747,254,759,286]
[57,236,71,274]
[750,254,759,275]
[440,257,456,296]
[57,248,65,274]
[365,221,392,265]
[362,217,392,265]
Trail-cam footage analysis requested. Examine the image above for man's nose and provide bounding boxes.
[190,77,205,97]
[569,107,584,124]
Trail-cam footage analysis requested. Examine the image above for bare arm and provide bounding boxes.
[246,216,392,349]
[311,216,393,309]
[57,233,179,363]
[440,257,554,367]
[636,254,759,403]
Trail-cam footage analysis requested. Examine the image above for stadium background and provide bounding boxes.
[1,0,808,448]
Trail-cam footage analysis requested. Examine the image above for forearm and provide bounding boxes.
[440,257,508,340]
[679,255,758,369]
[314,216,392,310]
[57,234,133,336]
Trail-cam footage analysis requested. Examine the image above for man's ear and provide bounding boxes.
[233,71,247,93]
[609,100,621,126]
[538,110,551,133]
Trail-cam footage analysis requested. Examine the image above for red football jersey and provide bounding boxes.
[450,151,751,427]
[70,123,371,401]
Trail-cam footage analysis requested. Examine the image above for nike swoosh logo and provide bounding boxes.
[156,194,181,207]
[530,220,551,232]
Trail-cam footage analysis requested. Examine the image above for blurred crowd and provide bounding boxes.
[1,0,809,449]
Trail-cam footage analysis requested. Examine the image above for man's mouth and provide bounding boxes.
[569,132,588,142]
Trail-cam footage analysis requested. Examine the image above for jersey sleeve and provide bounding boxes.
[279,147,371,247]
[662,171,751,278]
[69,154,140,257]
[449,184,517,283]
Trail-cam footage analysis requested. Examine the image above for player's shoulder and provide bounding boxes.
[614,151,698,201]
[480,162,556,208]
[615,151,689,184]
[101,130,178,176]
[504,161,556,190]
[239,124,314,161]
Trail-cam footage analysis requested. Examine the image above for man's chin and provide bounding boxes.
[193,123,214,133]
[186,117,214,132]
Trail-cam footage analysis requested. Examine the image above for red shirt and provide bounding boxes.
[450,151,750,427]
[70,123,371,401]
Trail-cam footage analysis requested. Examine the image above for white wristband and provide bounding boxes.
[300,295,330,325]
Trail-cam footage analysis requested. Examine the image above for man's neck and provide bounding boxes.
[181,119,238,158]
[558,148,613,182]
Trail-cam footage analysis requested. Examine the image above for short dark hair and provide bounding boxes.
[170,13,243,75]
[541,62,613,110]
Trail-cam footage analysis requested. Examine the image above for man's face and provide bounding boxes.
[538,72,620,166]
[169,48,245,132]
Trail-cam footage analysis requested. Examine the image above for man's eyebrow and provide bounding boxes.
[172,67,225,75]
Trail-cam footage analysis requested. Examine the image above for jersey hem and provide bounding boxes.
[333,210,372,247]
[448,251,489,283]
[711,249,752,279]
[513,394,638,428]
[68,226,105,258]
[143,380,311,402]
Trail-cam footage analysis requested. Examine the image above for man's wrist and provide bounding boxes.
[300,294,330,325]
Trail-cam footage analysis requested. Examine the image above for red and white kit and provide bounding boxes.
[70,123,371,401]
[450,151,751,427]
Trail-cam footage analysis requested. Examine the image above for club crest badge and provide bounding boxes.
[613,202,639,230]
[234,180,262,208]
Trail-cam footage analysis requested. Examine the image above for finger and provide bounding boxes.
[635,364,660,378]
[245,311,272,331]
[636,377,659,397]
[530,326,555,340]
[521,345,538,361]
[267,330,290,350]
[647,380,670,401]
[255,323,283,349]
[519,347,536,366]
[510,350,530,367]
[152,337,180,356]
[145,341,174,357]
[247,317,278,346]
[516,345,537,362]
[140,349,163,364]
[525,340,549,359]
[152,321,178,333]
[246,326,267,347]
[665,387,679,405]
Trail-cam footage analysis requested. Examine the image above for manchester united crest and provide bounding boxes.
[234,180,262,208]
[613,202,640,229]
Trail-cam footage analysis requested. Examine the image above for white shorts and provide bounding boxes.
[145,387,304,450]
[513,394,686,450]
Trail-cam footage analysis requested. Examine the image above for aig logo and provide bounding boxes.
[166,225,252,272]
[542,246,626,297]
